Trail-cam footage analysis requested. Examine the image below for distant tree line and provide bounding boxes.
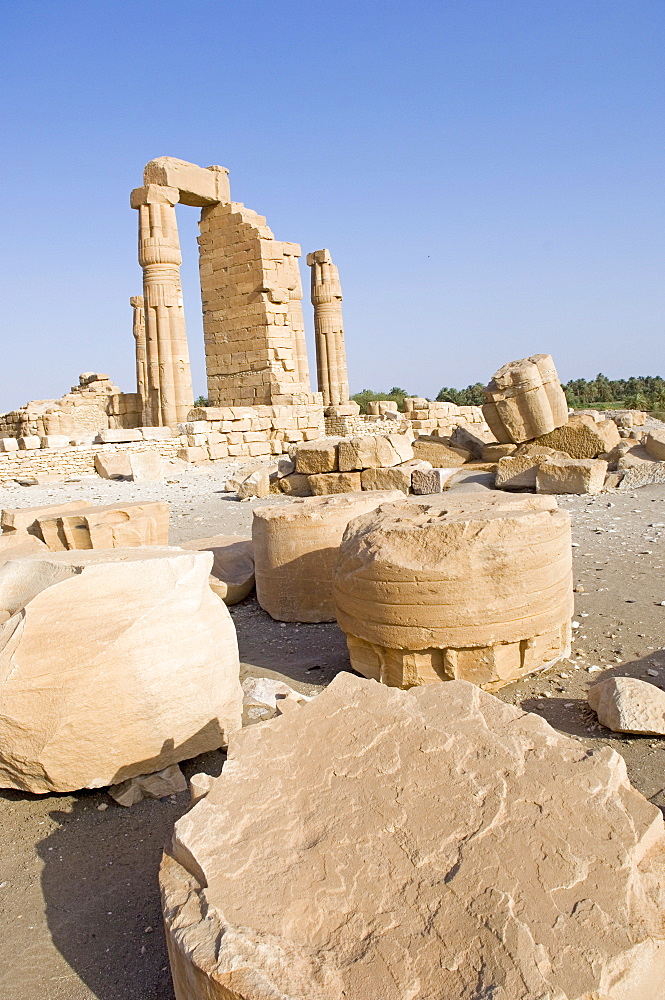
[352,375,665,413]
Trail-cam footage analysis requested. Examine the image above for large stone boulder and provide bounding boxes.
[0,548,242,793]
[179,535,254,604]
[531,413,621,458]
[482,354,568,444]
[252,491,403,622]
[645,428,665,461]
[161,673,665,1000]
[334,495,573,690]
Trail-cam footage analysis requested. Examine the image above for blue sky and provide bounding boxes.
[1,0,663,411]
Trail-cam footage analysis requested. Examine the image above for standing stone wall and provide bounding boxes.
[198,202,313,406]
[0,375,141,439]
[180,403,325,463]
[0,439,183,482]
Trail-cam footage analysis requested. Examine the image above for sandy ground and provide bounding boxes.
[0,468,664,1000]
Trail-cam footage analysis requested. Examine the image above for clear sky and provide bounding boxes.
[1,0,663,412]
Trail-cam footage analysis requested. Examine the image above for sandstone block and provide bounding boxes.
[277,473,312,496]
[161,672,665,1000]
[308,472,362,494]
[0,548,242,793]
[360,466,411,493]
[0,438,18,453]
[536,458,608,495]
[179,535,254,604]
[495,453,550,490]
[98,428,143,443]
[95,451,132,480]
[140,426,174,440]
[589,676,665,735]
[482,353,568,444]
[237,468,272,499]
[450,422,495,458]
[178,446,208,463]
[411,467,458,494]
[35,501,169,550]
[482,442,517,461]
[338,435,413,471]
[618,462,665,489]
[645,429,665,461]
[294,439,340,474]
[39,435,70,449]
[18,436,40,450]
[532,414,621,458]
[1,502,83,535]
[253,491,403,622]
[412,435,470,466]
[334,496,573,690]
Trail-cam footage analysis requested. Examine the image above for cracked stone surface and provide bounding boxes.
[0,547,242,793]
[161,673,665,1000]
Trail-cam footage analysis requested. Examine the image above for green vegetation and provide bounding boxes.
[351,387,410,413]
[352,374,665,415]
[193,395,211,407]
[562,375,665,411]
[436,383,486,406]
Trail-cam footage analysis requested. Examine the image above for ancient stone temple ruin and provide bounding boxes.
[130,156,322,421]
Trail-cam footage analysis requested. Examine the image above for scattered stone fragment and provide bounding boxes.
[109,764,188,807]
[536,458,608,495]
[588,676,665,735]
[161,673,665,1000]
[242,677,312,718]
[253,491,403,622]
[128,451,163,482]
[619,463,665,490]
[0,547,242,793]
[334,495,573,690]
[237,468,271,499]
[411,467,458,494]
[179,535,254,604]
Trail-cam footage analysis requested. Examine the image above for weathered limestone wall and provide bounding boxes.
[325,401,487,439]
[180,403,325,462]
[0,374,140,439]
[198,203,314,406]
[0,440,183,482]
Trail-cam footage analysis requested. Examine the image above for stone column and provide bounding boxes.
[130,296,147,419]
[282,245,310,391]
[130,184,194,426]
[307,249,349,408]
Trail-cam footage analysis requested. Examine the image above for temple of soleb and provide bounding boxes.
[130,156,351,426]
